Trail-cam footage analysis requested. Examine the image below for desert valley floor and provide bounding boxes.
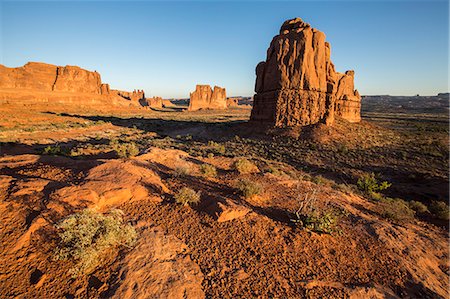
[0,98,448,298]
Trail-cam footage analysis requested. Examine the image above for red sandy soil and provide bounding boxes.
[0,147,448,298]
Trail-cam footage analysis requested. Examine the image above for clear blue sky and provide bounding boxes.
[1,0,448,98]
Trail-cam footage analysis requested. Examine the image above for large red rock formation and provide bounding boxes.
[188,85,227,111]
[112,89,145,103]
[250,18,361,127]
[0,62,110,94]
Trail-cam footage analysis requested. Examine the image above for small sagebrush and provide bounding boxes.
[235,179,262,199]
[111,140,139,158]
[175,187,201,206]
[429,201,449,221]
[200,164,217,178]
[54,209,137,277]
[408,200,428,214]
[233,158,258,174]
[378,198,415,223]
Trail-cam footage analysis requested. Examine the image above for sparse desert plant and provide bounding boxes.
[54,209,137,277]
[173,160,192,177]
[174,187,201,206]
[112,141,139,158]
[290,189,343,235]
[200,164,217,178]
[429,201,449,221]
[235,178,262,199]
[357,173,391,197]
[233,158,259,174]
[207,141,226,155]
[378,198,415,223]
[42,145,66,156]
[408,200,429,214]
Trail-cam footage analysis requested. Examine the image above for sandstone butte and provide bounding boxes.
[188,85,227,111]
[0,62,163,108]
[250,18,361,127]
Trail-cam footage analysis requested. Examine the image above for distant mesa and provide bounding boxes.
[0,62,165,109]
[250,17,361,127]
[188,85,227,111]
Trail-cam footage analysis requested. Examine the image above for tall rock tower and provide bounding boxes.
[250,18,361,127]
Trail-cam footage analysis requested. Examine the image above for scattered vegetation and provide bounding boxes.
[174,187,201,206]
[200,163,217,178]
[110,139,139,158]
[54,209,137,277]
[357,172,391,200]
[290,189,343,235]
[42,145,68,156]
[207,141,226,156]
[408,200,429,214]
[233,158,259,174]
[429,201,449,221]
[378,198,415,223]
[235,179,262,199]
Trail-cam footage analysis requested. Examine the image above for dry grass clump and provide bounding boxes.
[200,164,217,178]
[235,179,262,199]
[233,158,259,174]
[175,187,201,206]
[54,209,137,277]
[408,200,429,214]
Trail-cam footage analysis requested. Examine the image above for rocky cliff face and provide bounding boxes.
[112,89,145,103]
[188,85,227,111]
[250,18,361,127]
[0,62,110,95]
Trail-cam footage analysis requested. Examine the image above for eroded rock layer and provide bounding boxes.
[188,85,227,111]
[250,18,361,127]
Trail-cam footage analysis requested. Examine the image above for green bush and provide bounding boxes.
[233,158,258,174]
[296,210,341,235]
[175,187,201,206]
[408,200,429,214]
[235,179,262,199]
[357,173,391,196]
[200,164,217,178]
[429,201,449,220]
[42,145,68,156]
[54,209,137,277]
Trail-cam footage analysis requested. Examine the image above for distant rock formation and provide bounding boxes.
[0,62,110,94]
[250,18,361,127]
[112,89,145,103]
[188,85,227,111]
[226,98,239,107]
[144,96,163,108]
[0,62,145,108]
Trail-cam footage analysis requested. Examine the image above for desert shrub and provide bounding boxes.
[267,164,283,176]
[207,141,225,156]
[111,141,139,158]
[378,198,415,223]
[54,209,137,277]
[42,145,67,156]
[233,158,259,174]
[429,201,449,221]
[235,179,262,199]
[408,200,429,214]
[357,173,391,196]
[200,164,217,178]
[174,187,201,206]
[290,190,343,234]
[173,160,192,177]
